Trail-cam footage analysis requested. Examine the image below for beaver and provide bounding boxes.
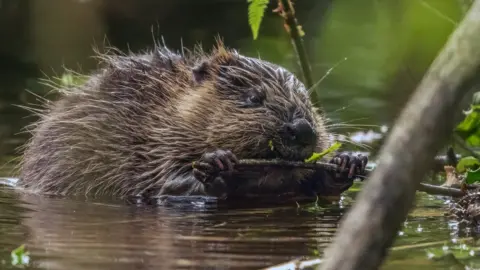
[17,41,368,200]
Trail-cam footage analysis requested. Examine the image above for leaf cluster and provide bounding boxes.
[11,244,30,266]
[454,95,480,184]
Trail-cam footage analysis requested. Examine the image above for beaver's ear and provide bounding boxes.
[192,48,240,85]
[210,46,239,66]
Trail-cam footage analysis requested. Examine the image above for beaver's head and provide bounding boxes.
[188,47,329,162]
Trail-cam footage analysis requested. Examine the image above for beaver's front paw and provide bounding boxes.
[329,152,368,181]
[192,149,238,184]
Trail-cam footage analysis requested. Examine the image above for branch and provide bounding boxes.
[236,155,458,172]
[417,182,465,197]
[236,157,470,198]
[236,158,338,171]
[319,1,480,269]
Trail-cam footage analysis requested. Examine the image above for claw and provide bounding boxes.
[329,152,368,181]
[192,149,238,184]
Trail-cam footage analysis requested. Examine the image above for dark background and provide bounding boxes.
[0,0,465,159]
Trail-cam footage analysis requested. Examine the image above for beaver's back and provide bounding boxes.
[19,49,199,197]
[18,43,343,199]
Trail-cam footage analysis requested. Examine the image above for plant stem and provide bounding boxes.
[277,0,316,101]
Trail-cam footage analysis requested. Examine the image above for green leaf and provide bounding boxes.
[304,142,342,163]
[304,153,322,163]
[467,135,480,147]
[297,197,325,214]
[456,156,480,173]
[347,181,364,192]
[58,72,88,87]
[247,0,269,40]
[465,167,480,184]
[455,105,480,147]
[268,139,274,151]
[11,244,30,266]
[311,248,320,256]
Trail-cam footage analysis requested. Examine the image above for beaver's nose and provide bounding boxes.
[282,119,316,146]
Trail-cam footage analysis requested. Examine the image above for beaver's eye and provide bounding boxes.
[247,94,263,106]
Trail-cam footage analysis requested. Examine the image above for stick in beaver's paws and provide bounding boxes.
[329,152,368,181]
[192,149,238,196]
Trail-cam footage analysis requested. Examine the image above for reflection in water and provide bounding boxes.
[1,179,475,269]
[0,185,347,270]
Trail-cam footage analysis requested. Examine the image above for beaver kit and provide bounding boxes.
[17,42,367,200]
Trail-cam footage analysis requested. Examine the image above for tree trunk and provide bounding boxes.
[319,1,480,269]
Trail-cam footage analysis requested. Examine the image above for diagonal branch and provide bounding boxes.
[318,1,480,269]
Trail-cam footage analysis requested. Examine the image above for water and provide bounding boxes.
[0,181,474,270]
[0,0,476,269]
[0,183,342,270]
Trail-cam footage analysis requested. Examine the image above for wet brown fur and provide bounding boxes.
[17,41,339,199]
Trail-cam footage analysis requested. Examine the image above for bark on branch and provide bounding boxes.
[236,155,456,172]
[236,157,470,198]
[318,1,480,269]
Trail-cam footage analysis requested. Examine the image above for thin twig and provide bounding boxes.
[417,182,466,197]
[236,159,338,171]
[275,0,316,102]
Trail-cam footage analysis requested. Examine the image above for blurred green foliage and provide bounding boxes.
[10,244,29,266]
[0,0,473,157]
[455,99,480,184]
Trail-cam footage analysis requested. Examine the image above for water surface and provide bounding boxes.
[0,180,475,270]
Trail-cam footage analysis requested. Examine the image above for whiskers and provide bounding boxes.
[324,118,385,152]
[323,115,378,130]
[307,57,349,97]
[330,132,373,152]
[326,122,381,130]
